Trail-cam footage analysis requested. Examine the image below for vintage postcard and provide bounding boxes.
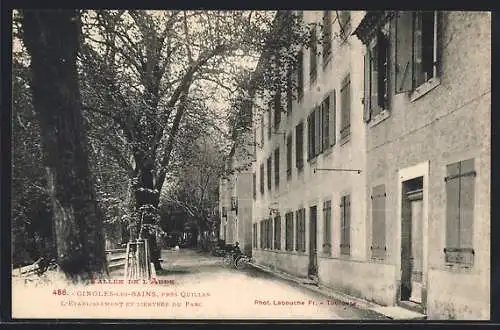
[11,9,491,320]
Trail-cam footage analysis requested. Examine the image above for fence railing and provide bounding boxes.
[12,249,128,277]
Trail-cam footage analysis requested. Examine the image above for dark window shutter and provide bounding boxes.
[378,32,389,109]
[252,173,256,200]
[315,106,322,155]
[340,75,351,139]
[323,200,332,255]
[363,52,372,123]
[459,159,475,249]
[295,210,300,251]
[330,90,336,146]
[370,42,379,116]
[307,115,312,160]
[322,97,330,150]
[260,115,264,146]
[445,162,460,250]
[345,195,351,253]
[340,197,346,253]
[395,11,414,94]
[274,148,280,188]
[413,12,424,87]
[371,185,386,259]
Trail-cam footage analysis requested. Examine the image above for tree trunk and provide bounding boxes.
[133,156,162,270]
[22,10,107,281]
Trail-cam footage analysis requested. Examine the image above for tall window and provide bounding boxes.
[252,173,256,200]
[309,25,318,83]
[307,109,316,160]
[321,96,330,150]
[307,94,333,160]
[253,223,258,248]
[274,89,281,130]
[295,208,306,252]
[340,74,351,141]
[371,185,387,259]
[260,115,264,146]
[267,157,272,191]
[274,215,281,250]
[260,220,264,248]
[267,218,273,249]
[322,11,332,64]
[267,109,272,139]
[285,212,294,251]
[260,163,264,195]
[286,134,292,180]
[445,158,475,265]
[287,67,293,115]
[297,49,304,101]
[323,200,332,255]
[340,195,351,255]
[395,11,439,94]
[363,30,390,122]
[274,148,280,188]
[295,122,304,170]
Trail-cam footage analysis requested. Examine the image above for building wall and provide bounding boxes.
[363,12,490,319]
[251,10,490,320]
[253,11,370,289]
[236,172,253,255]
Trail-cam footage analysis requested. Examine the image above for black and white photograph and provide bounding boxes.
[9,9,491,321]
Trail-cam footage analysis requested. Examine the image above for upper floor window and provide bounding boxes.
[322,11,332,65]
[295,122,304,170]
[267,156,272,191]
[260,163,265,195]
[395,11,439,97]
[297,49,304,101]
[340,74,351,141]
[309,25,318,84]
[364,30,390,122]
[286,134,292,180]
[274,147,280,189]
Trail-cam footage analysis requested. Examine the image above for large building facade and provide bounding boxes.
[250,10,490,320]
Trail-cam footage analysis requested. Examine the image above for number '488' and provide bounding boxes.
[53,289,67,295]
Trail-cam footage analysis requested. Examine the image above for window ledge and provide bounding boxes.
[323,145,334,157]
[410,77,441,102]
[368,109,390,128]
[340,135,351,146]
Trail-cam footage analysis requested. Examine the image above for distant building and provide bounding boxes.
[250,10,490,320]
[219,79,256,256]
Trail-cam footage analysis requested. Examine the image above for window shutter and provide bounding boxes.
[329,90,337,146]
[378,32,389,109]
[395,11,414,94]
[323,201,332,255]
[295,210,300,251]
[459,159,475,249]
[371,185,386,259]
[307,115,312,160]
[363,52,371,123]
[315,106,322,155]
[413,12,424,87]
[340,197,345,253]
[370,42,379,116]
[345,195,351,253]
[445,162,460,252]
[322,99,329,150]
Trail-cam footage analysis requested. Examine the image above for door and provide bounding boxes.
[408,189,424,303]
[309,206,318,277]
[401,176,424,304]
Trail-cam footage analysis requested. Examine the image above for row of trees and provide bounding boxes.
[13,9,338,281]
